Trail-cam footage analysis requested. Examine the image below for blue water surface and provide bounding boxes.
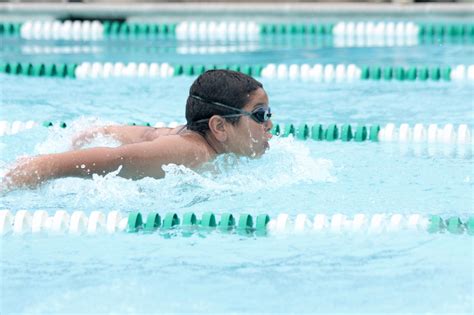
[1,16,473,315]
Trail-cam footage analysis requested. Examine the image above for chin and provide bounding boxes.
[242,142,268,158]
[250,147,267,158]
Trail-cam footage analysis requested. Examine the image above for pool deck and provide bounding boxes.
[1,3,473,20]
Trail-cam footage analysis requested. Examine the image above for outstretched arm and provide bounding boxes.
[3,146,121,190]
[3,136,211,191]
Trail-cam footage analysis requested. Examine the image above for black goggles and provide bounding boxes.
[190,95,272,124]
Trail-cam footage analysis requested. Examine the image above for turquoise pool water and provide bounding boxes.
[1,18,473,314]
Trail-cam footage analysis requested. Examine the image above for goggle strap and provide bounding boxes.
[189,94,271,124]
[190,95,247,115]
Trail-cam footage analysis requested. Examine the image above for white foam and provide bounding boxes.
[3,128,336,209]
[162,137,336,194]
[35,117,120,154]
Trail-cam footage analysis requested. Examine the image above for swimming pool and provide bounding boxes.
[1,4,473,314]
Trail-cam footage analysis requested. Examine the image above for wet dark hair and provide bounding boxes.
[186,69,263,135]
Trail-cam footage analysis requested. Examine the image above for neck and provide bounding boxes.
[203,132,226,156]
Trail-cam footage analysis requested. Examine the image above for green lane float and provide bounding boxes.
[341,124,353,141]
[282,124,295,137]
[311,124,324,141]
[354,126,367,142]
[446,217,464,235]
[162,213,180,229]
[127,212,143,233]
[181,212,198,236]
[467,218,474,235]
[182,212,198,226]
[1,62,77,78]
[427,215,445,234]
[144,212,161,233]
[42,121,67,128]
[1,210,472,237]
[0,22,21,35]
[296,124,309,140]
[237,214,254,234]
[369,125,380,142]
[325,124,339,141]
[218,213,235,232]
[255,214,270,236]
[201,212,217,228]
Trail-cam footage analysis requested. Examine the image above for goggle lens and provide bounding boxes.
[251,107,272,123]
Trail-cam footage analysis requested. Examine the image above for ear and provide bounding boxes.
[208,115,228,142]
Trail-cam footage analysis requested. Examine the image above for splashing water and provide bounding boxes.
[69,136,334,208]
[35,116,121,154]
[0,118,336,210]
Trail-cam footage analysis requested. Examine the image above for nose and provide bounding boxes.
[264,119,273,132]
[264,119,273,139]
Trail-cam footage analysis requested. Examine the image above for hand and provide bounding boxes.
[71,128,102,149]
[1,156,48,191]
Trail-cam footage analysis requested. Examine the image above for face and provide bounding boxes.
[225,88,273,158]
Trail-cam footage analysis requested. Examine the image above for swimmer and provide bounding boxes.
[3,70,273,190]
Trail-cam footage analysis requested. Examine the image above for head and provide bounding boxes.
[186,70,273,157]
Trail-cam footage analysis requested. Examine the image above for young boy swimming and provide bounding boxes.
[3,70,273,190]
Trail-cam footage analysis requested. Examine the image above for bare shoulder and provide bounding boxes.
[115,131,215,170]
[155,133,214,159]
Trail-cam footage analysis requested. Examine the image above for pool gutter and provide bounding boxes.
[1,3,473,20]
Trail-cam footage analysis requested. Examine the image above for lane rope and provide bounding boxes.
[1,210,472,236]
[1,121,471,158]
[0,121,471,146]
[2,62,474,82]
[2,21,473,41]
